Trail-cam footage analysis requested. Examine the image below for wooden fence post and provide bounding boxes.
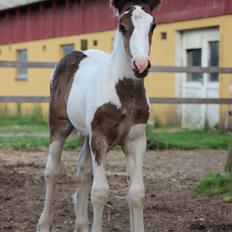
[225,135,232,172]
[224,81,232,172]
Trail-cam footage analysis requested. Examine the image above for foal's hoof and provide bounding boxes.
[74,228,89,232]
[37,223,53,232]
[74,219,89,232]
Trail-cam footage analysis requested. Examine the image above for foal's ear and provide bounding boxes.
[111,0,161,13]
[143,0,161,11]
[111,0,129,13]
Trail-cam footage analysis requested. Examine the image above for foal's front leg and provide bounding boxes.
[122,124,146,232]
[37,138,66,232]
[90,135,109,232]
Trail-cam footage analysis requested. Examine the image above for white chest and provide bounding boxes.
[67,59,121,135]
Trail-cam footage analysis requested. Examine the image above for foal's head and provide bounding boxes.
[112,0,160,78]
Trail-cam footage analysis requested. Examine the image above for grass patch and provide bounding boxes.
[0,114,47,134]
[196,172,232,202]
[0,134,81,150]
[0,104,47,133]
[146,125,230,150]
[0,113,81,150]
[0,120,48,133]
[0,115,230,150]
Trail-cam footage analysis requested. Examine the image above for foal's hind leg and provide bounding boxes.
[37,121,73,232]
[74,137,92,232]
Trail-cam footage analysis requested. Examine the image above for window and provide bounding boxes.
[17,49,28,80]
[161,32,167,40]
[93,40,98,46]
[81,39,88,50]
[61,44,75,56]
[187,49,203,82]
[209,41,219,82]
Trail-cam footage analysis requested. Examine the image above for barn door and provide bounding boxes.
[181,29,219,129]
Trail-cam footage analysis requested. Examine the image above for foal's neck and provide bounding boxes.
[110,31,134,81]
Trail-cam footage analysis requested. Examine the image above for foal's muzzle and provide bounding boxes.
[132,58,151,79]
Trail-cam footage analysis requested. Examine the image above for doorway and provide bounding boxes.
[180,28,220,129]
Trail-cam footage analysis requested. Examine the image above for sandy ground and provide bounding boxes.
[0,149,232,232]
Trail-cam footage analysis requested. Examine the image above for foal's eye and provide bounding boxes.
[119,24,127,35]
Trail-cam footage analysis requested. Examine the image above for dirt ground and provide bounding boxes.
[0,149,232,232]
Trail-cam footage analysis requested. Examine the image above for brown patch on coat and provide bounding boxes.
[119,9,134,55]
[49,51,87,142]
[91,78,149,165]
[116,78,150,124]
[91,104,127,165]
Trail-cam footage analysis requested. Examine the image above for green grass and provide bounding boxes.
[0,108,48,133]
[0,115,230,150]
[0,120,48,133]
[146,125,230,150]
[0,113,82,150]
[0,135,82,150]
[196,172,232,202]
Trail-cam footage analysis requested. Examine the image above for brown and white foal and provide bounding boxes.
[37,0,160,231]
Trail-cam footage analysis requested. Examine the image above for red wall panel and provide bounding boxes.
[0,0,231,45]
[0,0,117,45]
[155,0,232,23]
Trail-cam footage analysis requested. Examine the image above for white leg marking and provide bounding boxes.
[123,124,146,232]
[74,138,92,232]
[90,150,109,232]
[37,140,64,232]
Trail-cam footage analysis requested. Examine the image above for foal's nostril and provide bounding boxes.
[133,58,150,74]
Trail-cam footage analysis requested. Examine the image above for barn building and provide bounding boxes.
[0,0,232,129]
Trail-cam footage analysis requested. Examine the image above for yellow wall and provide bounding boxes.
[0,14,232,125]
[0,31,114,117]
[148,14,232,125]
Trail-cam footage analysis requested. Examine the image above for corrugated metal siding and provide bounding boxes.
[0,0,232,45]
[156,0,232,23]
[0,0,117,45]
[0,0,46,11]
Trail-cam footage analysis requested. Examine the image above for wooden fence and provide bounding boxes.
[1,61,232,104]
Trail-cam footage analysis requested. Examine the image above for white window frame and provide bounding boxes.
[16,49,28,80]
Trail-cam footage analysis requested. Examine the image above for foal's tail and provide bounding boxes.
[73,137,92,214]
[76,137,92,181]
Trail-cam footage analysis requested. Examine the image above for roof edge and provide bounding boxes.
[0,0,47,12]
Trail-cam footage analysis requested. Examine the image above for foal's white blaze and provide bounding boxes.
[130,6,153,72]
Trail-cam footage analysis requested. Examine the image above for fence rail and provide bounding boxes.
[1,61,232,104]
[150,98,232,104]
[0,96,50,103]
[150,66,232,74]
[1,61,232,73]
[1,96,232,105]
[0,61,56,69]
